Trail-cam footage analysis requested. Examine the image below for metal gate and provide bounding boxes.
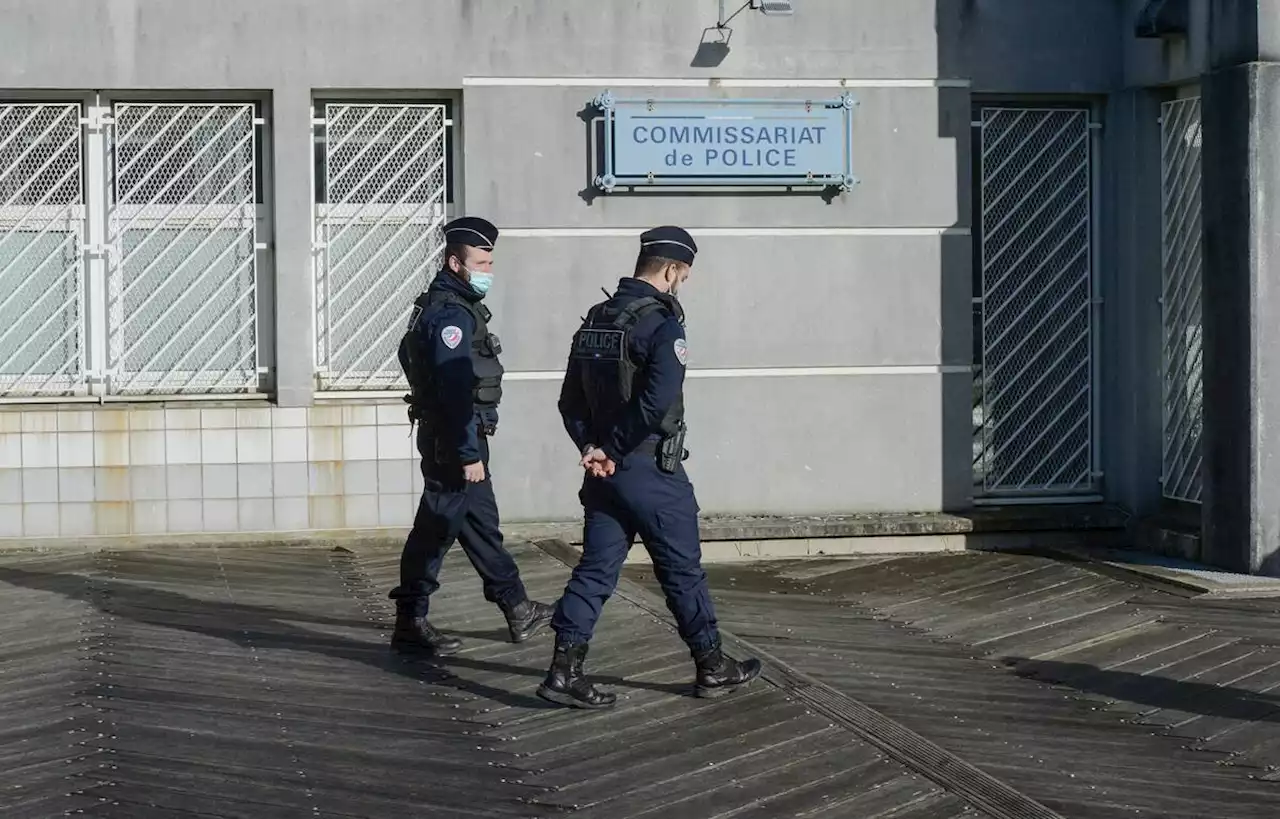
[107,103,260,395]
[315,103,448,391]
[0,103,86,397]
[1160,96,1203,503]
[973,106,1097,498]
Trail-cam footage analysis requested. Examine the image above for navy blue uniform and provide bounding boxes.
[390,271,526,618]
[553,277,719,652]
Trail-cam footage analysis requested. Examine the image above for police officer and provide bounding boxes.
[390,216,553,655]
[537,226,762,708]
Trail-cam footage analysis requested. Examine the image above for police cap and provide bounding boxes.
[444,216,499,251]
[638,225,697,266]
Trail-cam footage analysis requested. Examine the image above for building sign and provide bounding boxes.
[592,91,857,192]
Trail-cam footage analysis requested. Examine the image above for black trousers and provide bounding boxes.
[389,427,527,618]
[551,450,719,652]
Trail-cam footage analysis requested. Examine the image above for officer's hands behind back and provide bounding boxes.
[580,447,616,479]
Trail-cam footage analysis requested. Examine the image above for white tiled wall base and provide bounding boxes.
[0,403,424,538]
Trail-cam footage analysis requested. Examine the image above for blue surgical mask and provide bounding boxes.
[465,269,493,296]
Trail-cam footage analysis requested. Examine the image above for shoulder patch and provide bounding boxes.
[441,325,463,349]
[673,338,688,366]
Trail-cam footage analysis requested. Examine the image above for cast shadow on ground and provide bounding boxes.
[1011,657,1280,724]
[0,565,688,712]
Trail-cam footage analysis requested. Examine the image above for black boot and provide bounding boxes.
[693,639,762,698]
[390,612,462,656]
[536,641,617,709]
[502,599,555,643]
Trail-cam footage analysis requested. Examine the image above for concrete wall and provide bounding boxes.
[1107,1,1213,520]
[0,0,974,536]
[1099,88,1166,519]
[1,0,951,86]
[0,0,1219,539]
[1199,0,1280,573]
[1124,0,1212,88]
[952,0,1123,93]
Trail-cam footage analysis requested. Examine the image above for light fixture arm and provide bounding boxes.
[717,0,753,28]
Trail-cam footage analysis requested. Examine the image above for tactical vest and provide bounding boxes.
[570,294,685,437]
[398,288,505,419]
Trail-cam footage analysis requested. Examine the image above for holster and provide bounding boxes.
[657,423,689,474]
[477,407,499,437]
[403,394,427,424]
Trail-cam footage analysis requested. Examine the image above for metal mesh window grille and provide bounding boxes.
[316,103,448,391]
[0,103,86,397]
[1160,97,1203,503]
[973,107,1096,497]
[107,103,259,396]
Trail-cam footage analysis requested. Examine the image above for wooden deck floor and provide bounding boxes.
[640,551,1280,819]
[3,542,1277,818]
[2,544,976,819]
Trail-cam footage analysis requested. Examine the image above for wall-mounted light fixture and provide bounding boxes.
[752,0,795,16]
[693,0,796,67]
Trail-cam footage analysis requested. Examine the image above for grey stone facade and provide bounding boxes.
[0,1,1272,573]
